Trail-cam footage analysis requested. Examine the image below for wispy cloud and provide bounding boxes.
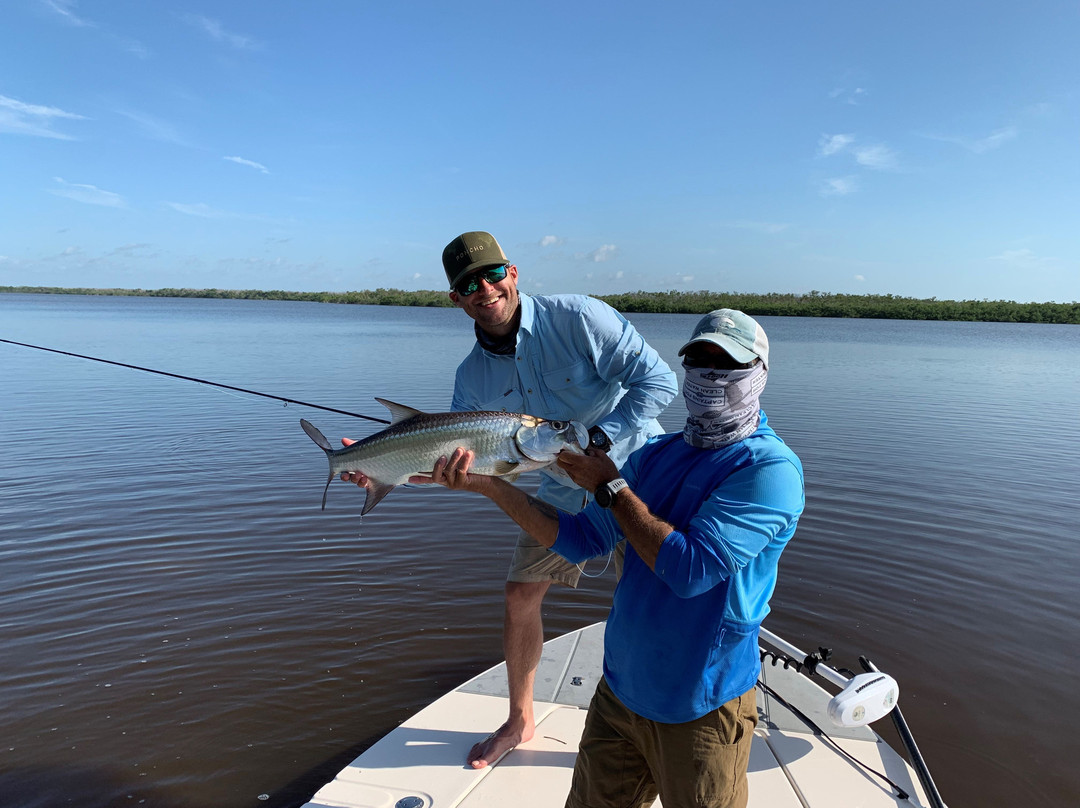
[722,220,790,235]
[185,14,261,50]
[83,243,157,265]
[224,155,270,174]
[164,202,276,223]
[40,0,93,27]
[586,244,619,262]
[166,202,236,218]
[41,246,86,262]
[968,127,1018,153]
[40,0,149,56]
[989,247,1056,270]
[821,177,858,196]
[104,243,152,257]
[920,126,1018,154]
[120,38,151,59]
[829,87,867,105]
[0,94,86,139]
[539,235,563,247]
[818,133,854,156]
[853,144,898,170]
[50,177,125,207]
[116,109,190,146]
[818,133,899,172]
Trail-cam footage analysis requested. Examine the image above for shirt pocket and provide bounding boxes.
[479,388,525,414]
[541,359,600,418]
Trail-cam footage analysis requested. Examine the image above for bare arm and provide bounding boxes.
[431,448,676,570]
[417,448,562,546]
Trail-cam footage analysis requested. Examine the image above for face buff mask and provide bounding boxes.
[682,362,768,449]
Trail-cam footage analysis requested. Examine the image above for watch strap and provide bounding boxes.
[596,477,628,508]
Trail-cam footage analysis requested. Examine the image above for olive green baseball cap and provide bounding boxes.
[442,231,510,289]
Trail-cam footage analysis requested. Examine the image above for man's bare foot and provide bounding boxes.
[467,720,534,769]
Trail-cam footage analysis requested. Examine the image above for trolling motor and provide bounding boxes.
[758,628,900,728]
[826,669,900,727]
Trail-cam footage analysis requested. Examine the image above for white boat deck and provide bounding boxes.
[302,623,933,808]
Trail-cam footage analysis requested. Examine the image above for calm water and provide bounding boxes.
[1,294,1078,808]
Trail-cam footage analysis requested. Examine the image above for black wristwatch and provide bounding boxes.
[588,425,612,453]
[595,478,628,509]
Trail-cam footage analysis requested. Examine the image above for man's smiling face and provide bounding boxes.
[449,264,521,337]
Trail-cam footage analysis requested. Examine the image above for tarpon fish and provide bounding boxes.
[301,398,588,515]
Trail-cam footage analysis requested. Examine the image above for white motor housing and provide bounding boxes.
[827,672,900,727]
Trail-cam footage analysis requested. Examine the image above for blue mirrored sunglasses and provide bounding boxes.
[454,264,509,296]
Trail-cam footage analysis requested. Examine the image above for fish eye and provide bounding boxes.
[550,421,566,429]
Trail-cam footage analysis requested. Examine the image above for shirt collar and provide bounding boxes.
[518,292,536,334]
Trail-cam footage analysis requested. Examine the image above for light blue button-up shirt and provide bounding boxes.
[452,293,677,511]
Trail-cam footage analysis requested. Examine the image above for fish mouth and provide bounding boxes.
[570,425,587,451]
[516,418,589,461]
[567,422,589,453]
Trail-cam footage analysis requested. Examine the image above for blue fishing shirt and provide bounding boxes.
[452,293,677,512]
[552,414,804,723]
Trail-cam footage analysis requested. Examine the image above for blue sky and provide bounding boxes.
[2,1,1078,302]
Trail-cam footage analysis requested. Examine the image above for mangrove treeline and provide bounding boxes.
[3,286,1078,324]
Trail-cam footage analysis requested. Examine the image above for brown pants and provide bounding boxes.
[566,677,757,808]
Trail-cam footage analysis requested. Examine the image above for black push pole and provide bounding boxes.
[860,656,948,808]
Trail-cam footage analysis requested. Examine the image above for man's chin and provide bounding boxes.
[473,298,510,320]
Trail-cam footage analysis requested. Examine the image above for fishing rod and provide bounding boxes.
[0,338,392,425]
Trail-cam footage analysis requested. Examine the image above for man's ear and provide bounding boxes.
[448,290,461,307]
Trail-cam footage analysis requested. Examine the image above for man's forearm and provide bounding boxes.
[482,477,561,547]
[608,489,670,570]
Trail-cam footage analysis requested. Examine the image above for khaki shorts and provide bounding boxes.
[507,528,625,588]
[567,677,757,808]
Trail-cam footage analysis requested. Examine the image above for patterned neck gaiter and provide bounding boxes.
[682,362,768,449]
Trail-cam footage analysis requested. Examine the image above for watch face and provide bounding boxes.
[589,428,610,450]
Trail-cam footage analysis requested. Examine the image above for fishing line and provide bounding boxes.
[0,338,391,424]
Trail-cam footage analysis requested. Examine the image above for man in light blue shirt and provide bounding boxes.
[443,231,677,768]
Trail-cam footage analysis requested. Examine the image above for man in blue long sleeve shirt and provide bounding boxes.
[420,309,803,808]
[440,232,677,768]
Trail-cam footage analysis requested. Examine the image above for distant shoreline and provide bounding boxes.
[3,285,1078,324]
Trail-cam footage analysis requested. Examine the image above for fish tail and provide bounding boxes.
[301,419,336,510]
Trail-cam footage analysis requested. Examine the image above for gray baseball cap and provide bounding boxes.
[678,309,769,368]
[442,231,510,289]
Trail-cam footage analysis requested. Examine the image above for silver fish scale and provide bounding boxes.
[328,410,549,485]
